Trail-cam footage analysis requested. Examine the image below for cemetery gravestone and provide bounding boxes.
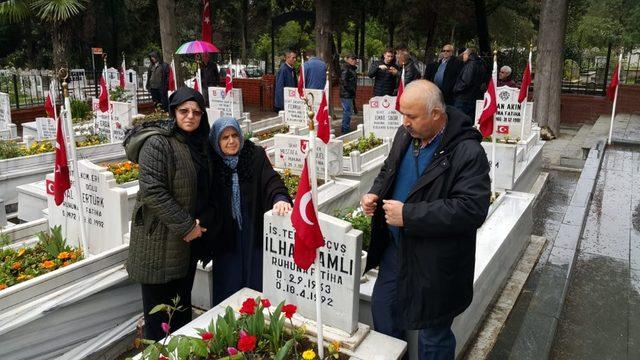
[273,134,343,176]
[106,68,120,90]
[35,117,56,140]
[481,143,517,190]
[70,69,87,100]
[262,211,362,334]
[475,86,533,141]
[124,69,139,115]
[92,99,112,141]
[363,96,402,139]
[208,87,243,121]
[283,87,323,128]
[111,101,132,142]
[0,92,11,131]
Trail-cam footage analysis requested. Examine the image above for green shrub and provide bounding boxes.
[70,99,91,120]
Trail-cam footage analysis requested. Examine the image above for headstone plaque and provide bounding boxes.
[106,67,120,90]
[46,160,128,255]
[263,211,362,334]
[363,96,402,139]
[92,99,112,141]
[481,142,517,190]
[124,69,139,115]
[35,117,56,140]
[0,92,11,131]
[475,86,533,141]
[111,101,132,142]
[273,134,343,176]
[208,87,243,121]
[283,87,323,127]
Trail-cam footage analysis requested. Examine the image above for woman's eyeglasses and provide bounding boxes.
[177,108,203,117]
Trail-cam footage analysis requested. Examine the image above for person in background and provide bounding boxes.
[396,50,421,88]
[303,49,327,90]
[369,48,399,96]
[340,54,358,134]
[497,65,517,88]
[124,87,214,341]
[208,117,292,306]
[201,54,220,105]
[146,51,170,111]
[362,80,490,360]
[453,47,486,121]
[424,44,463,105]
[274,50,297,112]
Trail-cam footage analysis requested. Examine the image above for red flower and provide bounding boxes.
[240,298,257,315]
[237,333,257,352]
[282,304,297,319]
[261,298,271,308]
[201,332,214,341]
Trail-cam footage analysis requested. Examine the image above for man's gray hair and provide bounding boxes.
[405,80,446,114]
[501,65,512,75]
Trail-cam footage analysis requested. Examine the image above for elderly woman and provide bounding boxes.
[124,87,213,341]
[208,117,292,306]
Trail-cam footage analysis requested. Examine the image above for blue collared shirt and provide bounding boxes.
[434,59,448,88]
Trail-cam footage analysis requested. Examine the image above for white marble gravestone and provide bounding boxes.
[106,67,120,90]
[283,87,324,128]
[110,101,132,142]
[46,159,128,255]
[69,69,87,100]
[475,86,533,141]
[262,211,363,334]
[208,87,243,121]
[92,98,112,141]
[481,142,518,190]
[35,117,56,140]
[273,133,343,176]
[363,95,402,139]
[0,92,11,131]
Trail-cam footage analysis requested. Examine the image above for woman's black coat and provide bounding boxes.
[365,106,491,329]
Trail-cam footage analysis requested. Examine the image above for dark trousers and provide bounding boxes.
[140,257,198,341]
[453,98,476,123]
[149,88,168,111]
[341,97,353,134]
[371,243,456,360]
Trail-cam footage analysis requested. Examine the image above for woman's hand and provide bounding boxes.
[273,201,292,216]
[183,219,207,242]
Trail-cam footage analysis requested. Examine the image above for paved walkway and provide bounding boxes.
[550,144,640,359]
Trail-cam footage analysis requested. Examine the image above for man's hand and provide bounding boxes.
[379,64,388,71]
[389,67,398,75]
[273,201,292,216]
[183,219,207,242]
[382,200,404,226]
[361,193,379,216]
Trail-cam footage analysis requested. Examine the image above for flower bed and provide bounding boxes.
[482,135,520,144]
[342,133,382,157]
[106,160,139,184]
[334,207,371,251]
[252,125,290,141]
[0,226,83,290]
[281,169,325,198]
[137,296,346,360]
[0,134,108,160]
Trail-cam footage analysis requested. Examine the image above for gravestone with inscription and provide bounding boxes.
[46,159,128,255]
[0,92,11,131]
[35,117,56,140]
[69,69,87,100]
[208,87,243,121]
[111,101,133,142]
[92,99,112,141]
[283,87,324,128]
[480,142,518,190]
[363,95,402,139]
[475,86,533,141]
[273,134,343,176]
[262,211,363,334]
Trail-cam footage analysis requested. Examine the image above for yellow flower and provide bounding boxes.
[57,252,70,260]
[17,248,26,258]
[0,284,7,290]
[16,273,32,282]
[328,340,341,354]
[302,349,316,360]
[42,260,55,269]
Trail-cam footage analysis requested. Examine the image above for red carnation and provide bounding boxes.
[261,299,271,308]
[201,332,214,341]
[282,304,297,319]
[240,298,257,315]
[237,333,257,352]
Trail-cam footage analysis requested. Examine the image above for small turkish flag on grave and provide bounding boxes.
[45,92,55,118]
[497,125,509,134]
[396,68,405,111]
[291,159,325,270]
[297,57,305,98]
[225,68,233,96]
[53,116,71,206]
[478,79,498,137]
[316,84,330,144]
[98,75,109,112]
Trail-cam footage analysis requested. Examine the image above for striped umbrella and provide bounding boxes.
[175,40,219,54]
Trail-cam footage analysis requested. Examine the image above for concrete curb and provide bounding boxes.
[508,139,606,359]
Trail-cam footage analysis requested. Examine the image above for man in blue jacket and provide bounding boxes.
[361,80,490,359]
[303,49,326,90]
[274,50,297,112]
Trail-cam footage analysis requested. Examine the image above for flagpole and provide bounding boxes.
[324,73,329,183]
[520,45,532,143]
[608,49,623,145]
[304,92,324,359]
[491,51,497,198]
[104,56,115,143]
[60,69,89,256]
[51,78,58,122]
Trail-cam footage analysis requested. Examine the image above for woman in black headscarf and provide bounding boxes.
[124,87,214,341]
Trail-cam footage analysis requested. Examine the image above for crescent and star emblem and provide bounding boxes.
[298,191,314,226]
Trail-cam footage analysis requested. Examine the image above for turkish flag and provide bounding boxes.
[53,116,71,206]
[497,125,509,134]
[98,75,109,112]
[45,92,55,118]
[316,84,330,144]
[297,58,305,98]
[518,62,531,103]
[607,64,619,101]
[168,64,176,91]
[194,77,200,93]
[201,0,212,42]
[225,67,233,96]
[478,79,498,137]
[119,58,126,88]
[291,159,325,270]
[395,68,405,111]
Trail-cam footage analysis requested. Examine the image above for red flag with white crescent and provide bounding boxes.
[119,58,126,88]
[168,61,176,91]
[478,79,498,137]
[45,92,55,118]
[316,83,330,144]
[395,67,405,111]
[53,115,71,206]
[518,62,531,103]
[291,159,325,270]
[225,67,233,96]
[297,57,305,98]
[607,64,620,101]
[98,74,109,112]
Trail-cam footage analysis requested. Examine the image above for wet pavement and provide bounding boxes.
[550,144,640,359]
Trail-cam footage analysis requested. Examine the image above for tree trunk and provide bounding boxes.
[359,7,365,68]
[387,24,395,48]
[315,0,332,66]
[533,0,568,135]
[354,24,359,60]
[157,0,179,80]
[240,0,248,63]
[424,16,437,64]
[473,0,491,56]
[51,21,71,72]
[336,31,342,55]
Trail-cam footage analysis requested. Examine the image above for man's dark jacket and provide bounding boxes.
[274,62,297,110]
[340,63,357,99]
[365,106,491,329]
[368,59,399,96]
[425,57,463,105]
[401,59,421,88]
[453,54,486,102]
